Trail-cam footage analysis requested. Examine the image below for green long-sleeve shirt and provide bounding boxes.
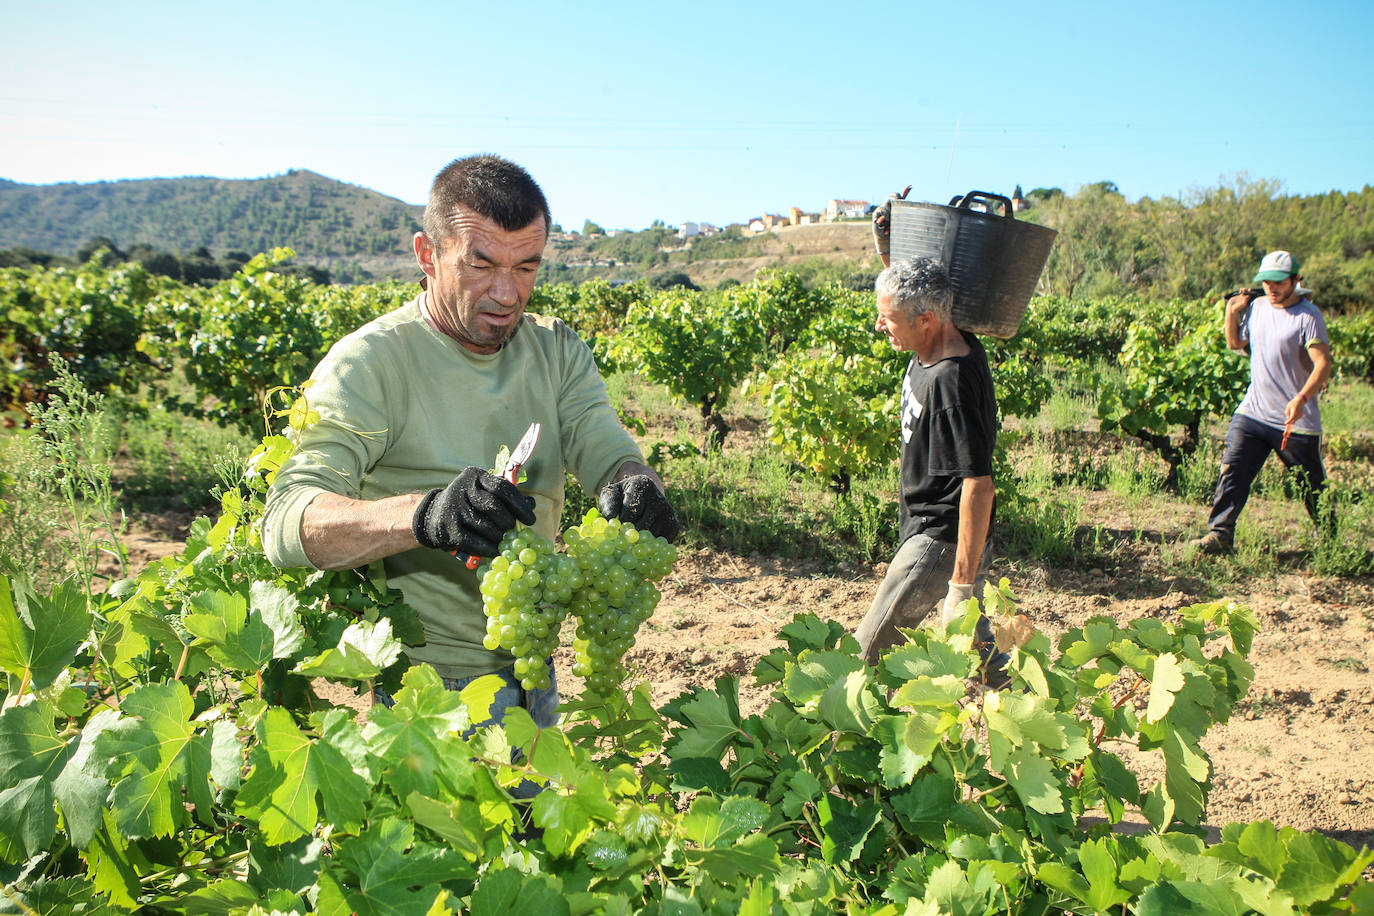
[262,294,643,678]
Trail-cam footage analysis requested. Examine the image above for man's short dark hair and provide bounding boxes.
[875,256,954,322]
[424,155,551,250]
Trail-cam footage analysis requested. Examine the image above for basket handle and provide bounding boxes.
[948,190,1016,219]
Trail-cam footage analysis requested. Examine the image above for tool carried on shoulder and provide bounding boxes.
[454,421,541,570]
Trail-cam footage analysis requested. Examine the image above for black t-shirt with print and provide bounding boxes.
[898,330,998,544]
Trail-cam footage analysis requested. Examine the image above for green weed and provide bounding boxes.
[21,358,129,591]
[1033,389,1096,435]
[1318,656,1369,673]
[0,431,68,589]
[1310,480,1374,577]
[1176,437,1221,504]
[1320,378,1374,440]
[117,406,250,512]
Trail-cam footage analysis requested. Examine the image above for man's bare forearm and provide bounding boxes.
[1224,295,1249,352]
[300,490,426,570]
[952,476,995,584]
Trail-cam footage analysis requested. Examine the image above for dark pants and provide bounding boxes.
[1207,414,1328,542]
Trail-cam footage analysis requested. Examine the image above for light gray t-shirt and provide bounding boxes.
[1236,296,1329,434]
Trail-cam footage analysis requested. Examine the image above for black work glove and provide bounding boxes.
[412,467,537,555]
[598,475,681,543]
[871,185,911,257]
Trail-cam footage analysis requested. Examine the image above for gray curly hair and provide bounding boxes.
[875,256,953,323]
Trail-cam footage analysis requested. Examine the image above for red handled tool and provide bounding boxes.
[455,421,541,570]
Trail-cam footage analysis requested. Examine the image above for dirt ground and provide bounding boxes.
[120,495,1374,855]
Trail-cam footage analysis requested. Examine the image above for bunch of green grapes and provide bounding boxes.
[563,509,677,698]
[477,510,677,697]
[477,529,578,691]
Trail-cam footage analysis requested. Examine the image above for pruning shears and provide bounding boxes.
[455,421,541,570]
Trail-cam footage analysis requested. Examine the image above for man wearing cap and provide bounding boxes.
[1193,250,1333,554]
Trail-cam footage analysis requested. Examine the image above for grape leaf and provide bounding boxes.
[53,707,123,849]
[406,790,501,861]
[0,575,90,690]
[873,712,950,788]
[816,669,881,734]
[889,674,965,709]
[921,859,984,915]
[250,579,307,658]
[363,665,474,802]
[691,832,780,884]
[236,705,368,844]
[881,638,970,681]
[469,867,570,916]
[816,793,882,864]
[1151,730,1209,828]
[776,613,847,655]
[984,691,1069,753]
[1146,652,1186,723]
[782,650,864,715]
[665,688,740,761]
[1004,746,1064,815]
[1278,829,1374,906]
[1079,838,1133,911]
[1136,880,1248,915]
[182,589,275,674]
[680,795,768,847]
[667,756,730,794]
[531,772,616,857]
[1060,619,1117,668]
[328,817,473,915]
[293,618,402,681]
[94,681,210,839]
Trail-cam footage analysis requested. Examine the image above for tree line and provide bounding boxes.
[1023,177,1374,309]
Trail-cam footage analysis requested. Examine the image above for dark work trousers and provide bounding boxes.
[1207,413,1328,542]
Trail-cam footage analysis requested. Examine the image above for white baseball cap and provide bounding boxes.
[1254,250,1300,282]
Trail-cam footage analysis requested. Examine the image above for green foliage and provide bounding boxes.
[1097,300,1249,487]
[0,431,68,589]
[1328,308,1374,382]
[21,360,130,590]
[1024,177,1374,307]
[175,250,410,433]
[611,286,770,449]
[0,259,171,415]
[753,288,903,491]
[1310,480,1374,577]
[529,278,651,372]
[1022,294,1139,367]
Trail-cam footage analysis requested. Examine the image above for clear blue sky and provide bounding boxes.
[3,0,1371,233]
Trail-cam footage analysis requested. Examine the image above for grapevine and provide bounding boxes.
[478,508,677,699]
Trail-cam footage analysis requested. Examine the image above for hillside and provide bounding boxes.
[0,170,424,281]
[0,171,882,286]
[542,221,879,289]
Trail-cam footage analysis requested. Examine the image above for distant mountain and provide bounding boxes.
[0,170,425,281]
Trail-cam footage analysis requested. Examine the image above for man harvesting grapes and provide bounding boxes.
[262,154,679,728]
[1192,250,1333,555]
[852,244,1008,685]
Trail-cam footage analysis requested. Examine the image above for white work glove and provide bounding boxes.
[939,581,977,627]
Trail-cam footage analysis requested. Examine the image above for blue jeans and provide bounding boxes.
[1207,414,1328,542]
[855,533,994,665]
